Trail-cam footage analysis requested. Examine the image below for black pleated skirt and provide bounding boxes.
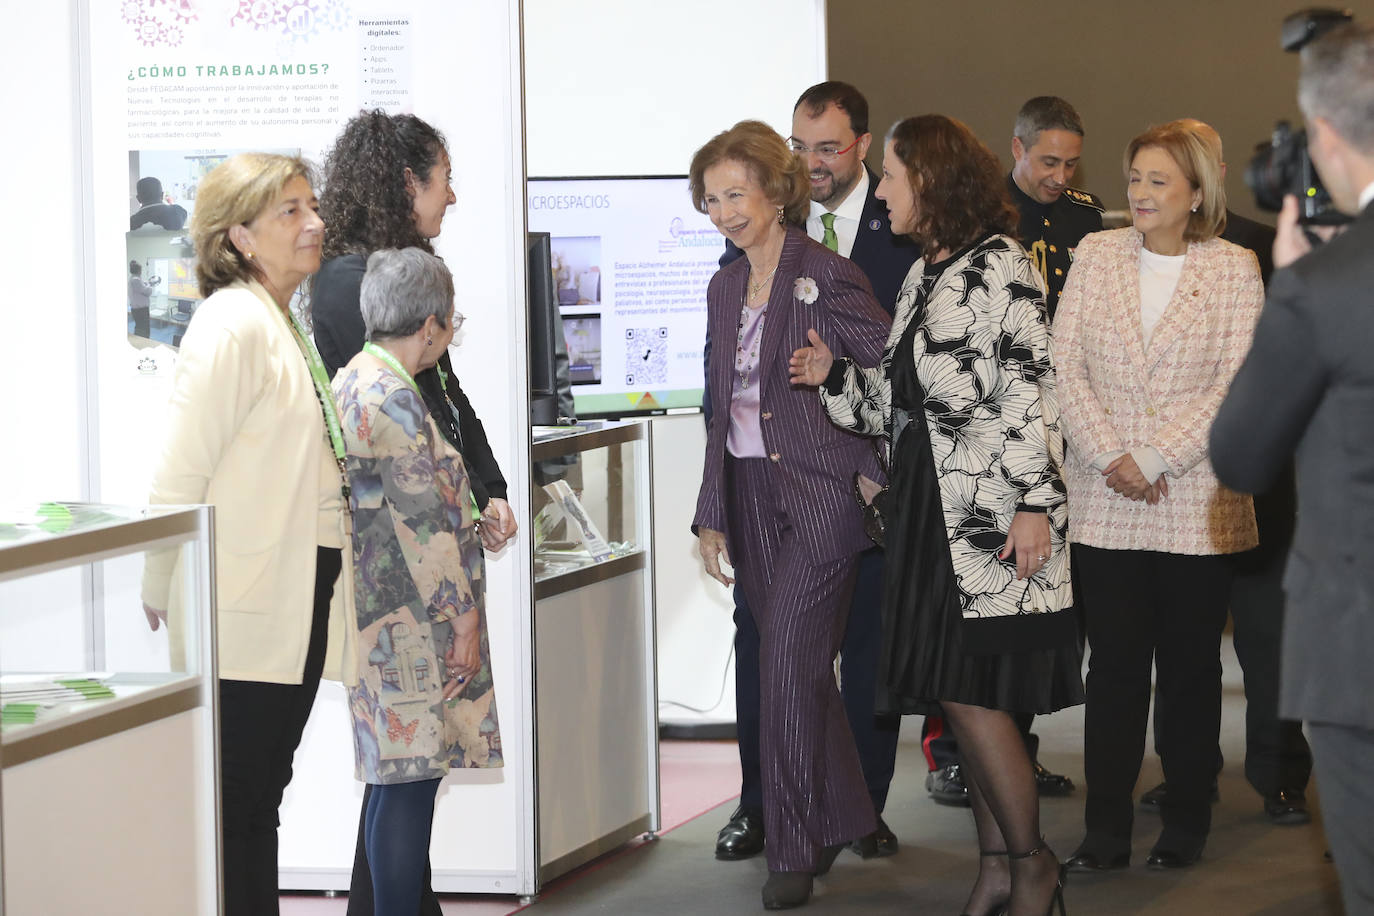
[876,317,1083,718]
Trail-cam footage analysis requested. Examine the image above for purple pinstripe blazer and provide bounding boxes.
[693,227,892,564]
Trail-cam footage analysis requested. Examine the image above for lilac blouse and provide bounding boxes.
[727,303,768,458]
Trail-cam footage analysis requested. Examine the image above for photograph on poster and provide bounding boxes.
[125,147,299,349]
[562,312,602,384]
[551,235,601,306]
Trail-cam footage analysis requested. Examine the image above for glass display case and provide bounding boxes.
[531,420,651,599]
[528,420,660,883]
[0,503,219,915]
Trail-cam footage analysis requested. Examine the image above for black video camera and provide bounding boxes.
[1245,7,1354,225]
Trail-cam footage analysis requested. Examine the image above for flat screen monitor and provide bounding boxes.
[527,175,724,419]
[527,231,559,424]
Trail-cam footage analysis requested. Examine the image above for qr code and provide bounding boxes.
[625,327,669,386]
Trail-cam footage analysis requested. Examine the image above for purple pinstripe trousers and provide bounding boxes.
[726,456,877,872]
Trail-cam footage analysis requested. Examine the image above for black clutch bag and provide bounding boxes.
[851,440,891,547]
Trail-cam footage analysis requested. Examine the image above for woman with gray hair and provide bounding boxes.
[331,247,501,915]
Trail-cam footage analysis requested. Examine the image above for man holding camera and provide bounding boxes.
[1212,22,1374,911]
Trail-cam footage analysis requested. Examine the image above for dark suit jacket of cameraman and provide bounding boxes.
[703,165,918,424]
[1219,209,1295,569]
[1211,200,1374,730]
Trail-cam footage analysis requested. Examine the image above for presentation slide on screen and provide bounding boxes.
[527,177,724,416]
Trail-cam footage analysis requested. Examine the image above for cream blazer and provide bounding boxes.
[1053,228,1261,555]
[142,279,356,686]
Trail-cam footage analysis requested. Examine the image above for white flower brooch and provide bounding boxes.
[794,277,819,304]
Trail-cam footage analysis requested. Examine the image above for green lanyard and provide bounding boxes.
[363,341,420,393]
[363,342,481,523]
[286,310,351,504]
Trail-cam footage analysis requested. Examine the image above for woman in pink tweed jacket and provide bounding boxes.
[1054,122,1262,873]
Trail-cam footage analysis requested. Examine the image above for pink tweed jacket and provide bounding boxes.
[1053,228,1261,555]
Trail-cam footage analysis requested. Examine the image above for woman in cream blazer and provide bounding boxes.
[141,153,352,916]
[1055,123,1262,874]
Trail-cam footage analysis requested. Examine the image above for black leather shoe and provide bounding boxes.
[1032,760,1076,796]
[1064,842,1129,873]
[1146,846,1201,869]
[715,806,765,861]
[762,871,812,909]
[848,815,898,858]
[1138,779,1220,811]
[1263,790,1312,826]
[926,763,971,807]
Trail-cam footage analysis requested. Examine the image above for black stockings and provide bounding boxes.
[943,701,1061,916]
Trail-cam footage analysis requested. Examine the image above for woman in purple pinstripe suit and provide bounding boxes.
[689,120,893,911]
[794,116,1082,916]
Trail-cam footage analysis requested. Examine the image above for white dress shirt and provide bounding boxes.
[805,168,869,258]
[1359,180,1374,212]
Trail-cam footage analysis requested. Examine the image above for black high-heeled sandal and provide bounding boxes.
[1009,840,1067,916]
[959,849,1010,916]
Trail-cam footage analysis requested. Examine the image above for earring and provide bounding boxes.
[1191,206,1198,213]
[425,336,433,346]
[245,251,255,260]
[776,206,785,225]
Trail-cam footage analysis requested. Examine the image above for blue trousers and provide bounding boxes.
[364,778,442,916]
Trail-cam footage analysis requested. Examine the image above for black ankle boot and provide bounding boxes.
[762,870,813,909]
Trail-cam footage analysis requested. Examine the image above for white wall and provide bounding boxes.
[525,0,827,177]
[0,1,87,507]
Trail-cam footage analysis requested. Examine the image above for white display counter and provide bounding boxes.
[0,505,220,916]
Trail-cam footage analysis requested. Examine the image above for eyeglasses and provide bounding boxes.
[788,136,863,162]
[452,310,466,332]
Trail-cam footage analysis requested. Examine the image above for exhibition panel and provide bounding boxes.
[0,505,219,915]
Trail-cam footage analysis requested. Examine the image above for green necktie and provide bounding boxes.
[820,212,839,252]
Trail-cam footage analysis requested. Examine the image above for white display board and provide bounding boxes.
[79,0,533,895]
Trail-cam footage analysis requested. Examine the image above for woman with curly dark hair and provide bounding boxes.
[311,110,517,916]
[792,115,1082,915]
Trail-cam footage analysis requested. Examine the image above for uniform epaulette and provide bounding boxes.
[1061,187,1105,212]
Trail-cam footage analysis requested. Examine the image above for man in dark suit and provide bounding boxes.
[709,81,918,863]
[921,96,1095,808]
[1211,24,1374,911]
[1139,120,1312,827]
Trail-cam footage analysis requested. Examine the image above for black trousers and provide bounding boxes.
[1149,545,1313,797]
[733,545,900,816]
[219,546,340,916]
[1076,546,1231,850]
[130,306,150,337]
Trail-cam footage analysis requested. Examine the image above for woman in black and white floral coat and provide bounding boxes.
[792,115,1082,916]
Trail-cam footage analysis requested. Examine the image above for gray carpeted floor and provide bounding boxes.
[523,636,1342,914]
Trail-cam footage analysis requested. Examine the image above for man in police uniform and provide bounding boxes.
[921,95,1099,807]
[1008,95,1105,317]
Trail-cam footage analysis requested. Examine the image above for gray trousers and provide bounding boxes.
[1309,722,1374,914]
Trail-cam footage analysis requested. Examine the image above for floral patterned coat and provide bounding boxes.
[333,360,502,784]
[820,234,1073,621]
